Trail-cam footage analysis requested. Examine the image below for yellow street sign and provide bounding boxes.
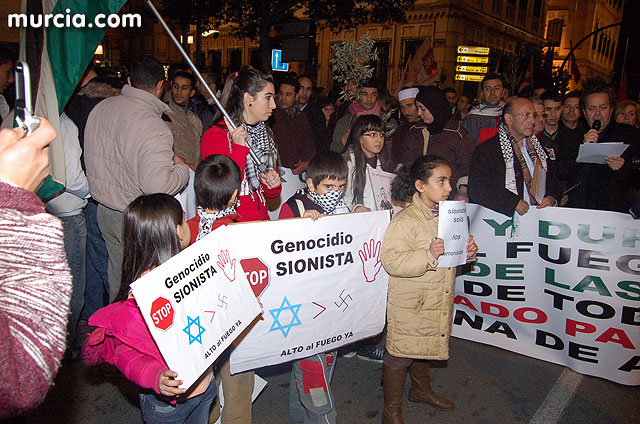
[456,65,488,74]
[457,55,489,64]
[455,74,485,82]
[457,46,490,55]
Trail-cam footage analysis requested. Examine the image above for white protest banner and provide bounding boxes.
[437,200,469,268]
[367,167,396,211]
[131,226,262,389]
[452,205,640,385]
[228,211,391,373]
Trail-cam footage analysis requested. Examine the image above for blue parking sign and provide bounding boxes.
[271,49,289,72]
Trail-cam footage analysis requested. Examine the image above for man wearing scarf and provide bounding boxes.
[398,86,474,200]
[462,73,506,145]
[331,79,385,152]
[468,97,560,217]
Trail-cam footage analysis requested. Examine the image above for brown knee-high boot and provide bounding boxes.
[382,356,409,424]
[407,361,454,410]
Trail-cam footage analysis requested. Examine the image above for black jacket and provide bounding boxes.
[556,120,640,213]
[468,133,561,217]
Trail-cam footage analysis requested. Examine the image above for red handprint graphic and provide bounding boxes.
[359,239,382,283]
[217,249,236,282]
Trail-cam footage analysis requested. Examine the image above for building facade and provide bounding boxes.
[545,0,624,89]
[191,0,548,96]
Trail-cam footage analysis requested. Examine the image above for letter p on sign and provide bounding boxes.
[240,257,270,297]
[151,297,174,331]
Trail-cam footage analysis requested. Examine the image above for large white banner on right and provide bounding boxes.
[452,205,640,386]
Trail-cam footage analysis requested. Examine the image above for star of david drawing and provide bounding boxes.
[183,315,206,345]
[269,296,302,338]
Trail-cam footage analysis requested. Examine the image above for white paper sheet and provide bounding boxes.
[576,142,629,164]
[437,200,469,268]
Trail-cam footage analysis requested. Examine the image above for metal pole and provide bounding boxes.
[145,0,268,173]
[558,22,622,72]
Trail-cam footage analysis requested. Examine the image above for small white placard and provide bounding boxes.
[437,200,469,268]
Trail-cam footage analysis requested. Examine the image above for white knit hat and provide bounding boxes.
[398,87,419,101]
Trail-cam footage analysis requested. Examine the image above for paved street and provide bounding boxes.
[18,337,639,423]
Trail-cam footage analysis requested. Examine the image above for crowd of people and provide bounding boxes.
[0,42,638,423]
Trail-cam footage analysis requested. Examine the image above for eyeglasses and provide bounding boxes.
[363,131,384,138]
[511,112,539,120]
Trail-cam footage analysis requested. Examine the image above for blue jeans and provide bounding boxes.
[60,213,87,346]
[82,200,109,319]
[139,377,217,424]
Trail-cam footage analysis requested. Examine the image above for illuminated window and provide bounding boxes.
[546,18,563,47]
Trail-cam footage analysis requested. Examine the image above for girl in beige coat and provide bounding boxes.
[380,155,478,424]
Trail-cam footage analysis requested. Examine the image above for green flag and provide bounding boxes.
[20,0,128,199]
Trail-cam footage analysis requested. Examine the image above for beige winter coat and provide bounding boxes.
[381,192,456,360]
[165,99,203,168]
[84,84,189,211]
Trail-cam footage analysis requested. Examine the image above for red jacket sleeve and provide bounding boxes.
[187,214,199,245]
[278,203,295,219]
[262,178,282,199]
[201,124,249,174]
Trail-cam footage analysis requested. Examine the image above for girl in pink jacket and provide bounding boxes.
[84,194,215,423]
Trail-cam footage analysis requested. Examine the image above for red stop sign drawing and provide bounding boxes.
[240,257,270,297]
[150,297,174,331]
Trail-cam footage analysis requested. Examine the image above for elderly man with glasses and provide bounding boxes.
[468,97,561,217]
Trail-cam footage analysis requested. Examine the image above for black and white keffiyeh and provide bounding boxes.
[498,122,547,196]
[306,189,347,215]
[241,121,278,191]
[196,205,236,241]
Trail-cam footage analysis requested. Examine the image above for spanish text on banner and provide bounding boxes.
[229,211,391,374]
[452,205,640,386]
[131,228,262,389]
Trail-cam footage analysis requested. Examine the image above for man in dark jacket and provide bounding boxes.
[391,87,420,167]
[556,84,640,212]
[271,77,316,175]
[297,76,329,153]
[469,97,560,217]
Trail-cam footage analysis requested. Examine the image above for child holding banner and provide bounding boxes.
[185,154,254,424]
[381,156,477,424]
[84,194,216,424]
[278,151,349,424]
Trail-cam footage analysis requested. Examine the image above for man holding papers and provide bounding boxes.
[557,84,640,212]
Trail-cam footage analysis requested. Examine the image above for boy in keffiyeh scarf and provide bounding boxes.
[276,151,349,423]
[186,155,242,245]
[278,151,350,220]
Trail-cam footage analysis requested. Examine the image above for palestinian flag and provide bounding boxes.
[20,0,128,189]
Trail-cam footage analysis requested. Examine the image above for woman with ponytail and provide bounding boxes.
[199,66,280,423]
[201,66,281,222]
